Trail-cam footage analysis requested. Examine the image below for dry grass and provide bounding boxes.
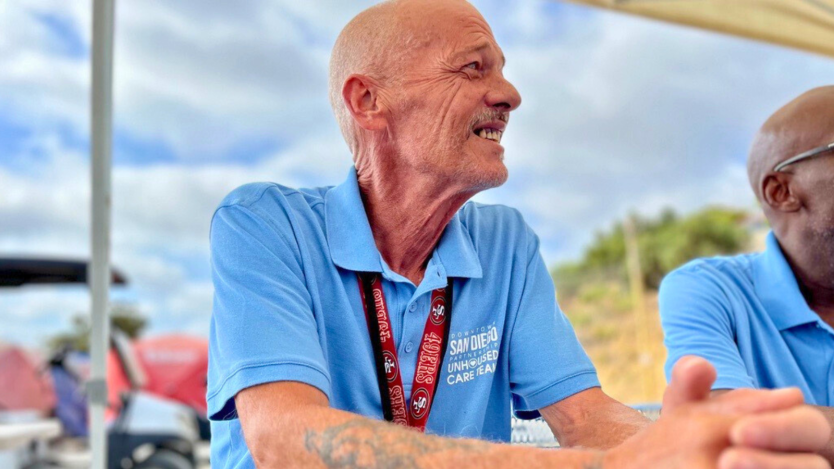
[560,282,667,404]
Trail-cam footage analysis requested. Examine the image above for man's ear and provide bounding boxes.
[762,172,802,213]
[342,74,388,131]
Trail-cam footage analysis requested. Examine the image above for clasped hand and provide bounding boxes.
[604,356,831,469]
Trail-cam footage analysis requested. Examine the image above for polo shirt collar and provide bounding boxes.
[753,231,818,331]
[435,211,483,279]
[324,167,483,279]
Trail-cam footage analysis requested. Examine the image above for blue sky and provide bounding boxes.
[2,0,833,346]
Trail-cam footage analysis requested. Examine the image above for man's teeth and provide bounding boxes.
[477,128,503,143]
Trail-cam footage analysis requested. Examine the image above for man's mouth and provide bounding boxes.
[472,124,504,144]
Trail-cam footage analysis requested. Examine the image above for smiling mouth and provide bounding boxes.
[473,127,503,144]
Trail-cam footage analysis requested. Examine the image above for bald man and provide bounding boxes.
[208,1,829,468]
[661,86,834,462]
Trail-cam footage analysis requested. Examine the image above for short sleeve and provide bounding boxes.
[207,203,331,421]
[509,228,600,419]
[659,265,755,391]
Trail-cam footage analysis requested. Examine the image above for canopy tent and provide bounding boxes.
[0,344,55,414]
[560,0,834,59]
[106,335,208,416]
[132,335,209,415]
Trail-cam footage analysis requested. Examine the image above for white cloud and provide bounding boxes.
[0,285,89,347]
[0,2,89,133]
[477,2,834,260]
[0,136,89,256]
[0,128,353,344]
[108,0,376,159]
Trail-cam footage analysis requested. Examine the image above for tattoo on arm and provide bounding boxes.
[304,418,487,469]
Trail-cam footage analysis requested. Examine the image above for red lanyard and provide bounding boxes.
[357,273,453,431]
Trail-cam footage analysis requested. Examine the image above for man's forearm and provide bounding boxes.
[573,402,651,449]
[540,388,651,450]
[558,403,650,450]
[302,409,603,469]
[238,382,605,468]
[249,403,603,469]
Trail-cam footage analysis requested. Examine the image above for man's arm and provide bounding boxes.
[658,267,756,391]
[236,381,604,469]
[236,357,831,469]
[538,387,650,450]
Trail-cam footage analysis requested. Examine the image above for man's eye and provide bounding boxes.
[464,62,480,70]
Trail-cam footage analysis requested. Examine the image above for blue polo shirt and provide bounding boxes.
[660,231,834,405]
[207,167,599,467]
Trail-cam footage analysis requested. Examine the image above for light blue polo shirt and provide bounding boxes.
[660,231,834,405]
[207,167,599,468]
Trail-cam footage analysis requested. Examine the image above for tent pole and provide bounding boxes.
[89,0,115,468]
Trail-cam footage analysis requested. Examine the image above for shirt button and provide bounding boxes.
[409,303,417,312]
[437,271,441,277]
[405,342,414,353]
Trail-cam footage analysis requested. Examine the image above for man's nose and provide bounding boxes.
[486,75,522,112]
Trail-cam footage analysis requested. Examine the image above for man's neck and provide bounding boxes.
[357,164,474,286]
[798,278,834,328]
[784,246,834,322]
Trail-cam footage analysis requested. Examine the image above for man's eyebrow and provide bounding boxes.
[453,42,505,67]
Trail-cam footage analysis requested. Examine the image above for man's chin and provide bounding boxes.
[457,159,508,192]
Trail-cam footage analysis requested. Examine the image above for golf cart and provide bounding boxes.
[0,258,200,469]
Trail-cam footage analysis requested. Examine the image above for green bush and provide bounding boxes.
[552,206,752,293]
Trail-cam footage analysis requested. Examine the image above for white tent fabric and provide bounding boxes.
[561,0,834,59]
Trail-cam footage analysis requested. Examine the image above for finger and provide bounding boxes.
[662,356,716,411]
[709,387,805,414]
[730,406,831,452]
[718,447,830,469]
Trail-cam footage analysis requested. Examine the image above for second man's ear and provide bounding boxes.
[342,75,388,131]
[761,172,802,213]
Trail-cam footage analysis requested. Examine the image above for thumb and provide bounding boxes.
[662,355,717,412]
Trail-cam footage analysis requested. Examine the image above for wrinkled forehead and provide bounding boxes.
[397,1,500,60]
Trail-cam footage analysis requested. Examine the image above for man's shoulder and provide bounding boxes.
[660,252,760,304]
[668,252,757,282]
[215,181,331,216]
[210,182,333,248]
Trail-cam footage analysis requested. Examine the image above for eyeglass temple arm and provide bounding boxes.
[774,142,834,172]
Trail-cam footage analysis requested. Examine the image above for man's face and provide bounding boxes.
[792,142,834,281]
[384,1,521,191]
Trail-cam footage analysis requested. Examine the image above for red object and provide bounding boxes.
[133,335,208,415]
[107,348,133,420]
[358,274,450,431]
[0,344,56,414]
